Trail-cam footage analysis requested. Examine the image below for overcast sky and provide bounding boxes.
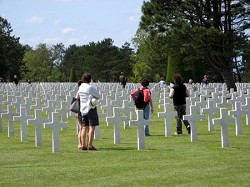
[0,0,145,49]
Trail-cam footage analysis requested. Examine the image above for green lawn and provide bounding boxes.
[0,107,250,187]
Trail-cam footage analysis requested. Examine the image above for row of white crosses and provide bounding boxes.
[102,83,155,150]
[0,82,156,151]
[0,82,75,152]
[185,83,250,148]
[1,82,250,151]
[157,82,250,148]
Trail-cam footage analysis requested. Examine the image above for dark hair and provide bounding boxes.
[141,79,149,87]
[81,72,92,83]
[77,80,83,87]
[173,74,182,84]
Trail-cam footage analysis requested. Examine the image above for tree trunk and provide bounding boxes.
[221,67,237,91]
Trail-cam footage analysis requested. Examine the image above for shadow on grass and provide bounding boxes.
[98,147,137,151]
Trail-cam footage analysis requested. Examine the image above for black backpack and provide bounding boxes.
[134,88,147,109]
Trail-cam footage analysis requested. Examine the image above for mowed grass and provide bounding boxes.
[1,106,250,187]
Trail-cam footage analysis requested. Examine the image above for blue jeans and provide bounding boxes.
[143,104,150,136]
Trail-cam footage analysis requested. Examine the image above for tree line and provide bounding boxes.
[1,0,249,90]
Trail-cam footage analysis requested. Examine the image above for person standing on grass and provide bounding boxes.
[13,75,18,86]
[158,76,166,91]
[169,73,191,135]
[131,79,154,136]
[202,74,209,85]
[119,72,127,89]
[76,72,101,150]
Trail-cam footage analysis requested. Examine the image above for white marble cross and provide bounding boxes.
[101,98,113,124]
[55,100,68,130]
[95,106,111,139]
[212,108,235,148]
[110,93,121,107]
[121,100,132,129]
[1,105,14,137]
[195,95,207,112]
[106,107,127,144]
[211,92,220,107]
[183,104,204,142]
[241,97,250,125]
[13,105,32,141]
[227,92,238,110]
[42,100,59,122]
[158,103,176,137]
[24,93,33,115]
[30,97,45,110]
[0,101,4,132]
[216,95,230,108]
[27,109,49,147]
[129,110,151,150]
[201,99,219,131]
[11,95,22,115]
[228,101,244,135]
[44,112,67,152]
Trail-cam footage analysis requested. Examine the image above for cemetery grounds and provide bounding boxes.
[0,83,250,187]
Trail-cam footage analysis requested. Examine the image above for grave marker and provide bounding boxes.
[106,107,127,144]
[44,112,67,152]
[129,110,151,150]
[1,105,14,137]
[13,105,32,141]
[158,103,176,137]
[27,109,49,147]
[201,99,219,131]
[212,108,235,148]
[228,101,244,135]
[183,104,204,142]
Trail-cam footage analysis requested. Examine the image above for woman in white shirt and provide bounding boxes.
[77,72,100,150]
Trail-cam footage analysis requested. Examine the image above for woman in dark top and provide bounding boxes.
[169,74,191,135]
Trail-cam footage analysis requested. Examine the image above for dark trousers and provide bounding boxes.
[121,83,126,88]
[174,105,190,134]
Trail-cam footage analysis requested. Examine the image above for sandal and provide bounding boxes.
[88,145,97,151]
[81,146,87,150]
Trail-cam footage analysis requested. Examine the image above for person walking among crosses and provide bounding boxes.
[131,79,154,136]
[119,72,127,89]
[169,74,191,135]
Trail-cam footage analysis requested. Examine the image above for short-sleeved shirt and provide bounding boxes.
[77,83,101,116]
[159,80,166,88]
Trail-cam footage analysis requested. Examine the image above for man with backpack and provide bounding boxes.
[131,79,154,136]
[119,72,127,88]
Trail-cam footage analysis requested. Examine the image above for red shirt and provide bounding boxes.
[131,86,151,102]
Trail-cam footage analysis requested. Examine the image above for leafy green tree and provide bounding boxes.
[166,22,206,83]
[139,0,250,90]
[61,38,134,82]
[132,28,168,82]
[69,67,77,82]
[0,16,25,81]
[22,44,54,82]
[61,44,83,81]
[50,43,66,81]
[166,54,181,84]
[130,61,151,82]
[241,40,250,82]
